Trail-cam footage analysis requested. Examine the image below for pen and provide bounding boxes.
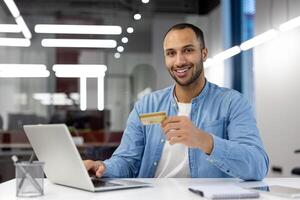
[188,188,204,197]
[17,153,35,189]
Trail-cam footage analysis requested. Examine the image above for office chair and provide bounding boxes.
[291,149,300,175]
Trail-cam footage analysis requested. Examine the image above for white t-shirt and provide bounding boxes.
[154,102,191,178]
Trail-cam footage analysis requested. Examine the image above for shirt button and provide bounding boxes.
[160,139,164,143]
[153,162,157,166]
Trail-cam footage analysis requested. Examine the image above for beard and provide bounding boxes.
[169,62,203,87]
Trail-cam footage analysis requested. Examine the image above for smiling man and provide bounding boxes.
[85,23,269,180]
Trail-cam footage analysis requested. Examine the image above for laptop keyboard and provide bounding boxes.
[91,178,121,188]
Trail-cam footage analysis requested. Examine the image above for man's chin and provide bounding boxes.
[175,79,191,87]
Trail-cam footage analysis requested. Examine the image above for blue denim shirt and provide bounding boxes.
[103,81,269,180]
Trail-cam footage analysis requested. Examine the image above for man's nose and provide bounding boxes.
[174,53,187,66]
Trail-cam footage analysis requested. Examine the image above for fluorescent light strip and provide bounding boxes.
[0,38,30,47]
[97,77,104,111]
[80,77,87,111]
[3,0,20,18]
[53,64,107,72]
[53,64,107,77]
[42,39,117,48]
[240,29,278,51]
[0,24,21,33]
[279,16,300,32]
[0,70,49,77]
[55,71,105,78]
[0,64,46,70]
[213,46,241,61]
[0,64,48,77]
[35,24,122,35]
[15,16,32,39]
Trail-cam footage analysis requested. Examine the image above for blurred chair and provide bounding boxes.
[291,149,300,175]
[66,109,110,130]
[7,113,47,132]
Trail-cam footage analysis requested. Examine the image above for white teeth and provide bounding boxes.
[176,68,188,73]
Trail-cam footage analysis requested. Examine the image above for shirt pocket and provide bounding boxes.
[201,118,226,139]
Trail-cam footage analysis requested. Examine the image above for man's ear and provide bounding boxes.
[202,48,208,61]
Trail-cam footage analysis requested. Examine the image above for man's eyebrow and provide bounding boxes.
[164,44,196,51]
[182,44,195,48]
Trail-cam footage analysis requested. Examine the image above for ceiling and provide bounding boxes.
[11,0,220,18]
[0,0,220,53]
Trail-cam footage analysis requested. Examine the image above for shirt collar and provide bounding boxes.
[169,79,209,105]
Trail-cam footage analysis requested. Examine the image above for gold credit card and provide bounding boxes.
[140,112,167,125]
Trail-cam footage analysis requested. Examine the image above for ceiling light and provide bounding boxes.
[279,16,300,32]
[117,46,124,52]
[134,14,142,20]
[35,24,122,35]
[15,16,32,39]
[0,64,46,71]
[213,46,241,61]
[121,37,128,43]
[0,24,21,33]
[240,29,278,51]
[0,70,49,77]
[114,52,121,59]
[0,38,30,47]
[0,64,49,77]
[41,39,117,48]
[127,27,134,33]
[53,64,107,77]
[141,0,150,3]
[3,0,20,18]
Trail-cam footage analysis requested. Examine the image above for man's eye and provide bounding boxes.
[166,52,175,56]
[184,48,193,53]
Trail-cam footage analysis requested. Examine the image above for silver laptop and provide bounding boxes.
[23,124,149,192]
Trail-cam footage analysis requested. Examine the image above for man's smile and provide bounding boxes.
[173,66,192,78]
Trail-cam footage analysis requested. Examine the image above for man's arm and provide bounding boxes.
[161,94,269,180]
[205,94,269,181]
[101,104,145,178]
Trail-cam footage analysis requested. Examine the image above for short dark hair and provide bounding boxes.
[164,23,205,48]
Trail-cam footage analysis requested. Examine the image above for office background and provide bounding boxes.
[0,0,300,182]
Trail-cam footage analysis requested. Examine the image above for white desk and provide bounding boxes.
[1,178,300,200]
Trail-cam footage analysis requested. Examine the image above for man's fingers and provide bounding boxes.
[94,161,106,177]
[161,116,181,127]
[163,123,180,134]
[83,160,94,171]
[169,136,183,145]
[165,130,182,141]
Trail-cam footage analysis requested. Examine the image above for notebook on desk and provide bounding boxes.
[23,124,150,192]
[188,185,260,199]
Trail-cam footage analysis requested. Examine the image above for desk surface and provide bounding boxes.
[1,178,300,199]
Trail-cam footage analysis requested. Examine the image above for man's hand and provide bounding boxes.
[161,116,213,154]
[84,160,106,177]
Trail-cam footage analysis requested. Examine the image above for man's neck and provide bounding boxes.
[174,77,206,103]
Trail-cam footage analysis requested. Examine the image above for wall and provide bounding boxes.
[0,13,55,129]
[255,0,300,177]
[0,6,223,131]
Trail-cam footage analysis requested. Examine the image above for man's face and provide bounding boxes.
[163,28,207,87]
